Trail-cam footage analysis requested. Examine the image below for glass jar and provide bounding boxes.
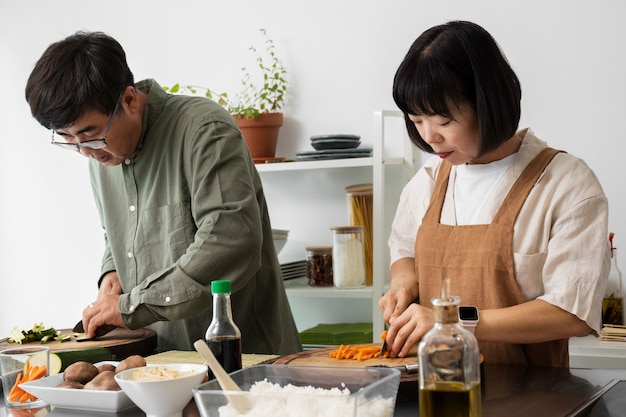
[306,246,333,287]
[345,184,373,286]
[330,226,366,289]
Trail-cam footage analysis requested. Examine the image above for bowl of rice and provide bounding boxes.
[193,364,401,417]
[115,363,208,417]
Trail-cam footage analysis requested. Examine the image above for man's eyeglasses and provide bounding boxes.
[50,93,122,152]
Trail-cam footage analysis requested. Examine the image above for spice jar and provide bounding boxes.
[306,246,333,287]
[330,226,366,289]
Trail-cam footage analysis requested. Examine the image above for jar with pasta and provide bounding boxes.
[330,226,366,289]
[345,184,373,285]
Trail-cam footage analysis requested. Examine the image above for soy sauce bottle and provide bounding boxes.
[418,291,482,417]
[205,280,242,377]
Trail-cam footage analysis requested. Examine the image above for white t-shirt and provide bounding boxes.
[388,129,610,333]
[454,153,516,225]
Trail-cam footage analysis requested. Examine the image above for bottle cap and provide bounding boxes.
[211,280,231,294]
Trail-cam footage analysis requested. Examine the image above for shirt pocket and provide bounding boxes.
[513,251,547,300]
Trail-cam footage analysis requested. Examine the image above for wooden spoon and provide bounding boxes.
[193,339,250,413]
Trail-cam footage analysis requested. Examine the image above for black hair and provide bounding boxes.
[25,31,134,130]
[392,20,521,156]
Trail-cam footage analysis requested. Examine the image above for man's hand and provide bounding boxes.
[81,294,126,339]
[98,271,122,298]
[81,271,126,339]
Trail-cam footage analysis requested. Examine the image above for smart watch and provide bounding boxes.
[459,306,479,334]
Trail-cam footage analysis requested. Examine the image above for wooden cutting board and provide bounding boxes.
[274,344,419,383]
[0,328,157,360]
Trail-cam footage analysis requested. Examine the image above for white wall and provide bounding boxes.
[1,0,625,337]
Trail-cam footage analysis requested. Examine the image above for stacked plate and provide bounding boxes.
[296,134,371,161]
[310,134,361,150]
[280,260,307,280]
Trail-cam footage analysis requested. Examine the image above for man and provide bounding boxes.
[25,31,302,354]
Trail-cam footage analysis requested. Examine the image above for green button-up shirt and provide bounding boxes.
[89,79,301,354]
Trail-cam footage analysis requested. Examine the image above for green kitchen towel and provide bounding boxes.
[299,322,373,345]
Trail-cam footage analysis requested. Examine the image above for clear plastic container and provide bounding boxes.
[306,246,333,287]
[330,226,366,289]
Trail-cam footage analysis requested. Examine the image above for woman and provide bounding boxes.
[379,21,609,367]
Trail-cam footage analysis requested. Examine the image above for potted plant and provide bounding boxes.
[164,29,287,160]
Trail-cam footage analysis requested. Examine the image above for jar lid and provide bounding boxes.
[306,246,332,253]
[330,225,364,233]
[211,279,231,294]
[345,183,373,195]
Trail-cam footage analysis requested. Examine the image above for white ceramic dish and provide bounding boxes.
[115,363,208,417]
[19,361,136,412]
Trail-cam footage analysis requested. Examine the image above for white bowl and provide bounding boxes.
[114,363,207,417]
[272,229,289,255]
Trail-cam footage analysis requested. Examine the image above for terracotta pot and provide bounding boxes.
[233,112,283,159]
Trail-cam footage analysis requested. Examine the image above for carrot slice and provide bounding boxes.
[328,331,391,361]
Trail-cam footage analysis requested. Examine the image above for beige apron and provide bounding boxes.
[415,147,569,367]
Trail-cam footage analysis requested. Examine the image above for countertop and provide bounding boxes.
[2,356,625,416]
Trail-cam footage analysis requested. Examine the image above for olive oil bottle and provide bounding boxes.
[418,290,482,417]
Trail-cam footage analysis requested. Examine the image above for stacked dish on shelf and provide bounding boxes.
[295,134,372,161]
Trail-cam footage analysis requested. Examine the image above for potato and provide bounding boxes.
[97,363,117,373]
[56,380,84,389]
[115,355,146,374]
[63,361,99,384]
[84,370,120,391]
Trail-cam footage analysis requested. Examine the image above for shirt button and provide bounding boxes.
[165,296,171,303]
[127,252,134,259]
[129,305,136,313]
[130,205,136,212]
[124,159,132,165]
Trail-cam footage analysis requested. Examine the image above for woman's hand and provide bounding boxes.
[378,257,429,358]
[378,258,419,323]
[385,302,435,358]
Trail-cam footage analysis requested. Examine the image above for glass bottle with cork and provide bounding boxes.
[602,232,623,326]
[418,279,482,417]
[205,279,242,376]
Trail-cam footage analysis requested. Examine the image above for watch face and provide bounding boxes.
[459,306,479,321]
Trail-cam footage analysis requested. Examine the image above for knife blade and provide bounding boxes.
[72,320,118,341]
[368,363,419,374]
[380,339,389,356]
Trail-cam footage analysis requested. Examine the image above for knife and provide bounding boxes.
[368,363,419,374]
[72,320,118,341]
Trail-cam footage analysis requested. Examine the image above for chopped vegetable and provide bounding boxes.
[8,358,47,403]
[7,323,60,344]
[328,330,391,360]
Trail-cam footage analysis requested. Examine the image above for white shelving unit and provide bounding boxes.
[257,110,420,342]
